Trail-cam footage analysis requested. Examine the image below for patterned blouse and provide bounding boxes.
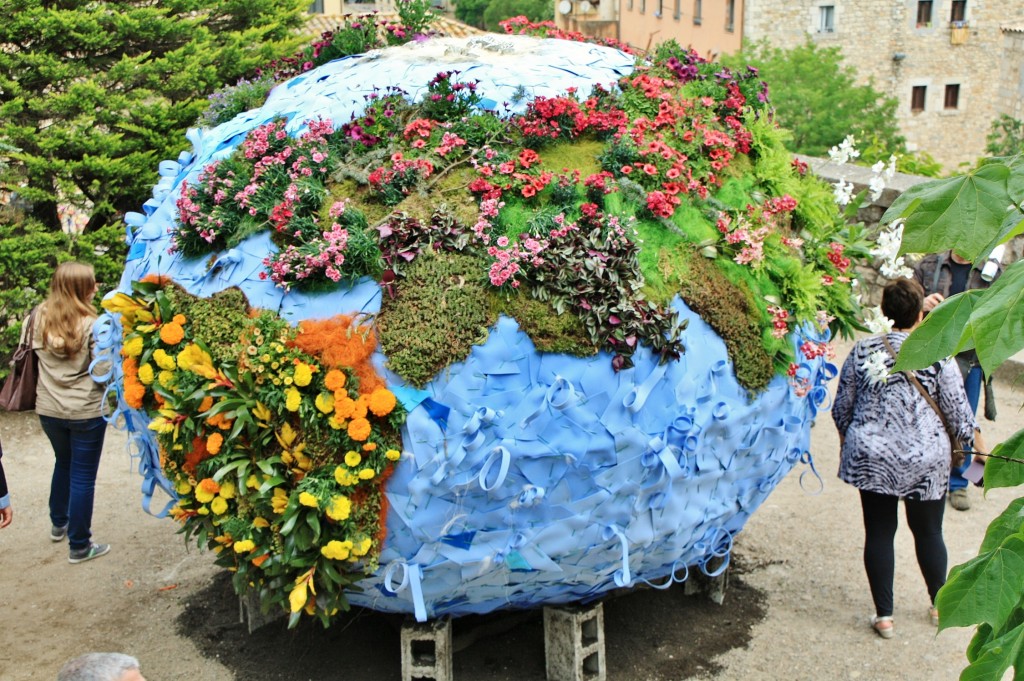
[832,332,978,500]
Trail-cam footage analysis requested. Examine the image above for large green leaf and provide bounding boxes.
[960,618,1024,681]
[893,290,982,372]
[937,534,1024,631]
[981,497,1024,552]
[969,260,1024,375]
[883,162,1011,261]
[984,431,1024,491]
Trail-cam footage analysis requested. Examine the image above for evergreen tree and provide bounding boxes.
[0,0,310,232]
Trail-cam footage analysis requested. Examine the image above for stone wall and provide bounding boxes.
[744,0,1024,173]
[617,0,744,57]
[799,154,1023,306]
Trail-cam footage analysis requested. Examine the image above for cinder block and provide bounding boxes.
[238,592,283,633]
[543,603,606,681]
[683,558,730,604]
[401,617,453,681]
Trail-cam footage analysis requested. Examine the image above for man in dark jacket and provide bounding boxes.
[914,250,999,511]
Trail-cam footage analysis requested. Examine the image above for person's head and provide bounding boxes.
[56,653,145,681]
[881,277,924,330]
[40,261,98,355]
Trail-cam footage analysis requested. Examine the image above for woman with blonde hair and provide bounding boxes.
[30,262,110,563]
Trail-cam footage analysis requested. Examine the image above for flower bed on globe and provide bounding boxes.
[105,279,404,626]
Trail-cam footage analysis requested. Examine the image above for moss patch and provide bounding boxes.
[539,139,605,178]
[163,286,252,365]
[496,290,598,357]
[669,248,775,392]
[377,250,496,387]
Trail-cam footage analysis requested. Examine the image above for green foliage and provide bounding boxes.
[482,0,553,32]
[198,74,277,128]
[498,291,597,357]
[378,250,496,387]
[162,286,251,365]
[724,39,904,159]
[454,0,491,28]
[0,0,310,232]
[987,114,1024,158]
[884,151,1024,678]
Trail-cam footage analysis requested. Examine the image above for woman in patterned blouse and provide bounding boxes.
[832,278,980,639]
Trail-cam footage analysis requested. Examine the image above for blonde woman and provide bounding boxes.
[31,262,110,563]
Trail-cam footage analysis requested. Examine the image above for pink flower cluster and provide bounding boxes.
[767,305,790,340]
[486,235,548,288]
[469,148,554,201]
[261,201,354,290]
[368,153,435,203]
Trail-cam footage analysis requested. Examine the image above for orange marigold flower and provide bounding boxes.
[362,443,377,452]
[324,369,347,392]
[198,396,214,412]
[160,322,185,345]
[335,396,356,420]
[124,380,146,409]
[368,388,396,417]
[172,314,186,325]
[347,417,372,442]
[207,432,224,455]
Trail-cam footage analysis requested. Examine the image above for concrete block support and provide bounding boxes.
[238,593,283,634]
[401,617,453,681]
[543,603,606,681]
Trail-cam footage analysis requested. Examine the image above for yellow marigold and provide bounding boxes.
[315,392,335,414]
[153,349,177,370]
[293,362,313,387]
[175,478,193,495]
[159,321,185,345]
[334,396,356,420]
[172,314,186,325]
[271,488,289,514]
[324,369,347,392]
[298,491,319,508]
[352,537,373,557]
[158,370,176,388]
[321,540,353,561]
[197,506,209,516]
[246,474,261,490]
[206,432,224,455]
[252,517,270,528]
[285,387,302,412]
[233,539,255,553]
[326,495,351,521]
[211,496,228,515]
[385,449,401,461]
[333,466,355,487]
[195,478,220,503]
[219,480,236,500]
[121,336,144,358]
[368,388,397,417]
[328,416,344,430]
[138,363,155,385]
[344,450,361,467]
[347,417,372,442]
[358,468,375,480]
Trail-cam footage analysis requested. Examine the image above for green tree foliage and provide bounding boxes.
[482,0,553,31]
[723,40,904,159]
[987,114,1024,157]
[883,154,1024,678]
[454,0,491,28]
[0,0,310,233]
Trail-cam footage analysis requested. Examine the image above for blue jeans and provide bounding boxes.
[949,365,983,492]
[40,415,107,551]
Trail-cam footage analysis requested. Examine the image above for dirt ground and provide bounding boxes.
[1,340,1021,681]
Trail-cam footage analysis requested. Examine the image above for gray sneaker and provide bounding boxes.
[50,525,68,542]
[69,542,110,564]
[949,489,971,511]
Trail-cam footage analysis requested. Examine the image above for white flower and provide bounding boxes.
[885,154,898,179]
[871,221,915,278]
[868,175,886,202]
[871,160,886,174]
[863,306,894,334]
[833,179,855,206]
[828,135,861,165]
[862,350,891,386]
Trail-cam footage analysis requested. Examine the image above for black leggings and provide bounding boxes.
[859,489,947,618]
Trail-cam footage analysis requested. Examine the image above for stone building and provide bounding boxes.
[743,1,1024,171]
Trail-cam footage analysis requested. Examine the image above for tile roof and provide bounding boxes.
[304,12,485,39]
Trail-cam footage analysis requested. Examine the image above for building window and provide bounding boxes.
[674,0,681,19]
[628,0,633,9]
[950,0,966,22]
[818,5,835,33]
[725,0,735,32]
[693,0,702,24]
[911,85,927,112]
[917,0,933,26]
[656,0,664,16]
[640,0,646,14]
[944,84,960,109]
[308,0,323,12]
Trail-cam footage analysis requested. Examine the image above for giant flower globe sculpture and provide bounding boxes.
[97,21,861,627]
